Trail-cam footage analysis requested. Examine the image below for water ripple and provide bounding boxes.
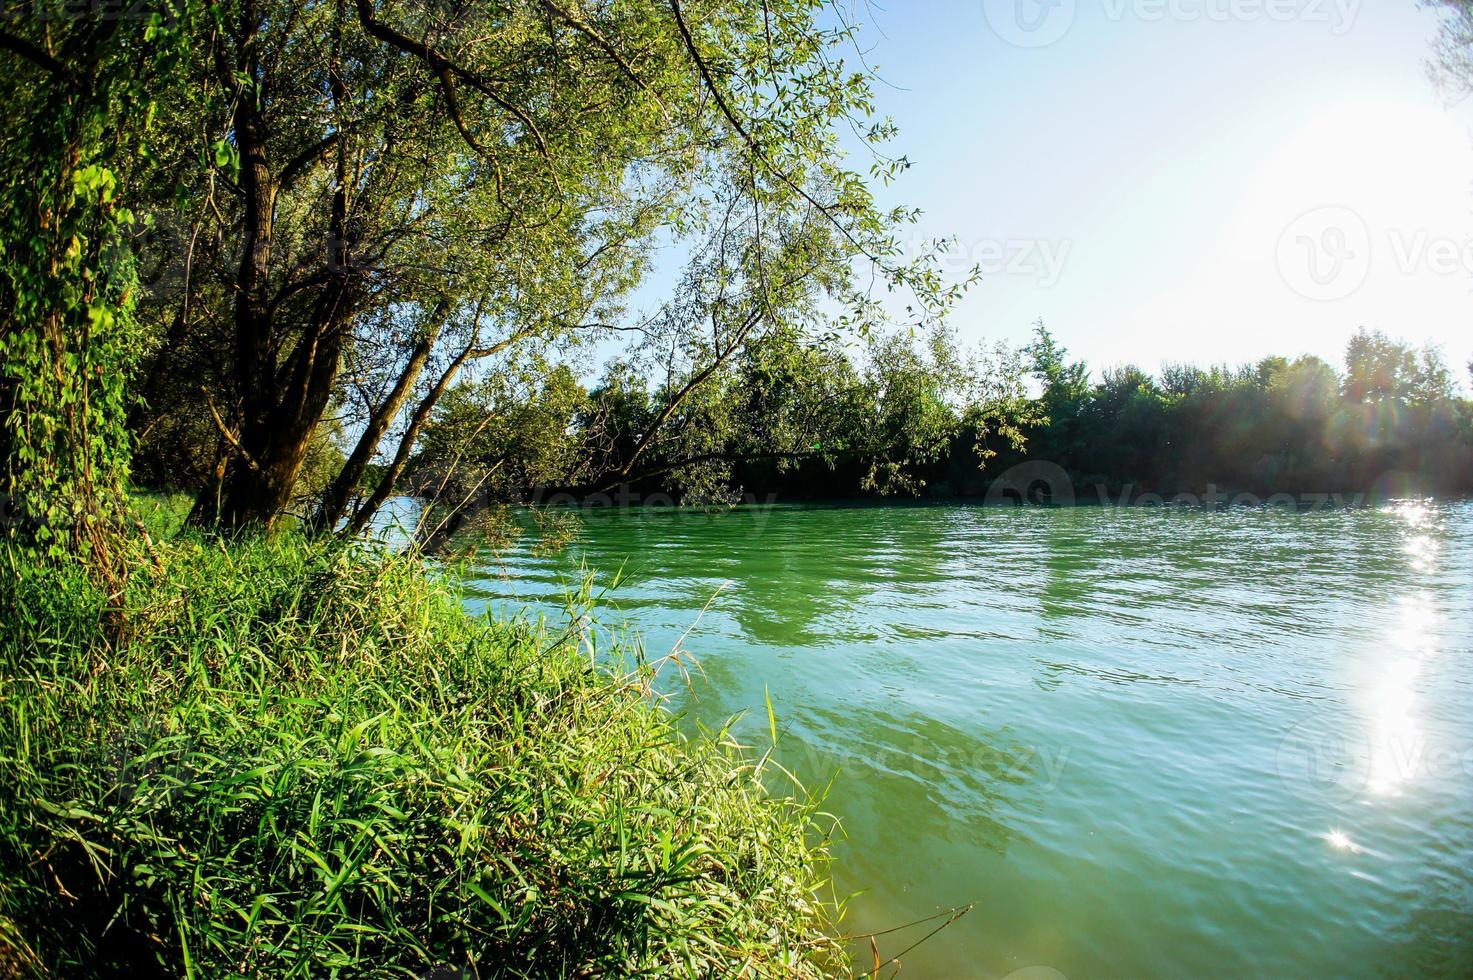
[463,499,1473,978]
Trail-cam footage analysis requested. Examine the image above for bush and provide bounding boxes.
[0,533,842,977]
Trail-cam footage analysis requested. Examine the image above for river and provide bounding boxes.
[457,499,1473,977]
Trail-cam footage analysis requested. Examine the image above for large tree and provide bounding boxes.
[114,0,956,531]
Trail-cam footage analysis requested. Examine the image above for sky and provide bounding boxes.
[833,0,1473,386]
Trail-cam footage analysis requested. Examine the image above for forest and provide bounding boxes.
[1,0,1465,547]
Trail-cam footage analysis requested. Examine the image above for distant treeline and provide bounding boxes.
[135,322,1473,521]
[985,326,1473,501]
[385,325,1473,524]
[701,326,1473,503]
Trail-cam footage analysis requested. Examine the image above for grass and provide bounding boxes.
[0,525,845,977]
[128,491,194,539]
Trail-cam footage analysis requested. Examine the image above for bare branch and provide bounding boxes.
[202,390,261,472]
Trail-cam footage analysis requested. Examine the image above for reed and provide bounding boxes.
[0,528,843,977]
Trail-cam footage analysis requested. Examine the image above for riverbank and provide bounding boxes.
[0,523,843,976]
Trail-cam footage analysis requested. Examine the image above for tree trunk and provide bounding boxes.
[191,17,357,531]
[342,340,475,537]
[310,301,448,532]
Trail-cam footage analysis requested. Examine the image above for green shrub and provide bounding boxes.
[0,533,843,977]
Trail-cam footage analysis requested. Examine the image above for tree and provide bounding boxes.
[1407,345,1455,408]
[1343,328,1416,403]
[1429,0,1473,92]
[131,0,690,529]
[1340,328,1455,409]
[409,360,588,521]
[1025,320,1091,460]
[113,0,962,532]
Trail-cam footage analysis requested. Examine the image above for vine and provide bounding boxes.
[0,8,193,591]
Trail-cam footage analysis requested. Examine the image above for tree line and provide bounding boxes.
[394,323,1473,516]
[999,325,1473,502]
[148,314,1470,535]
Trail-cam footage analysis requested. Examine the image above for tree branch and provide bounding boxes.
[666,0,876,263]
[353,0,562,195]
[538,0,671,125]
[278,131,342,189]
[0,29,73,85]
[203,390,261,472]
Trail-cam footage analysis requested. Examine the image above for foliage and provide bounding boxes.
[405,324,1036,513]
[1014,324,1473,497]
[0,528,844,977]
[102,0,967,530]
[1429,0,1473,92]
[410,362,590,509]
[0,7,195,569]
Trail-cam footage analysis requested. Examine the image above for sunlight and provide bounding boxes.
[1195,90,1473,371]
[1364,597,1436,796]
[1395,499,1440,575]
[1390,499,1436,530]
[1325,829,1358,852]
[1403,534,1439,574]
[1252,98,1472,228]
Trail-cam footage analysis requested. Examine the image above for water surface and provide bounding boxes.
[461,501,1473,978]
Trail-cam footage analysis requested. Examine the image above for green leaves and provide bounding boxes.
[0,530,845,976]
[0,5,201,570]
[210,138,239,177]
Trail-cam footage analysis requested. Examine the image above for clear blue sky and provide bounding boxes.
[843,0,1473,385]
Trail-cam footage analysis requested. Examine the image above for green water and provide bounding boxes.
[460,500,1473,978]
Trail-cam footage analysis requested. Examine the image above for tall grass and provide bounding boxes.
[0,530,844,977]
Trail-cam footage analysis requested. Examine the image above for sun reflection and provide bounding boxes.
[1402,534,1438,573]
[1389,498,1434,529]
[1325,829,1358,852]
[1364,596,1435,796]
[1389,499,1440,573]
